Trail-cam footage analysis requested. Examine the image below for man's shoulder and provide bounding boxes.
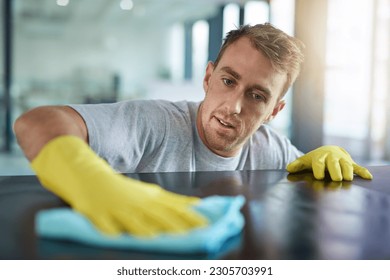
[251,125,293,149]
[124,99,200,130]
[119,99,199,114]
[254,124,287,139]
[247,125,301,169]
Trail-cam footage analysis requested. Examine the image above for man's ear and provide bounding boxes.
[265,100,286,123]
[203,61,214,93]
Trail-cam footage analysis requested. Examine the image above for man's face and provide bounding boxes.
[197,36,287,157]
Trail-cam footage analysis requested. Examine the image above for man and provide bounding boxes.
[14,23,372,237]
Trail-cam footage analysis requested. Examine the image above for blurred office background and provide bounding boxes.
[0,0,389,175]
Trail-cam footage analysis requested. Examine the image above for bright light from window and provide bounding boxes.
[268,0,295,137]
[324,0,373,139]
[270,0,295,35]
[223,3,240,39]
[120,0,134,11]
[192,20,209,82]
[56,0,69,7]
[244,1,269,25]
[168,24,185,82]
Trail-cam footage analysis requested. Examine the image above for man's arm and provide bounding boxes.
[14,106,88,161]
[13,105,207,236]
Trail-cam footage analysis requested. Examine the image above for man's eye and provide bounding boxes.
[223,78,234,86]
[252,93,265,101]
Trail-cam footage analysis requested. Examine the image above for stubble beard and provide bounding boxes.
[198,102,244,157]
[202,115,244,157]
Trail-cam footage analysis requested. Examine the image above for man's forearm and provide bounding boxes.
[13,106,88,161]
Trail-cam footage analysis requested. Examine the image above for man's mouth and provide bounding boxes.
[215,117,235,128]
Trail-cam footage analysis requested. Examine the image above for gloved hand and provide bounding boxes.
[31,135,208,237]
[286,145,373,181]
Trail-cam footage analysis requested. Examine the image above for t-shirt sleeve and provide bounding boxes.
[68,100,167,172]
[249,125,303,169]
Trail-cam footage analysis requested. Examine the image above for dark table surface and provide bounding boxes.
[1,166,389,260]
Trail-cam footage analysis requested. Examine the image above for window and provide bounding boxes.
[324,0,390,162]
[192,20,209,82]
[223,3,240,38]
[244,1,269,25]
[168,23,185,82]
[270,0,296,35]
[269,0,296,137]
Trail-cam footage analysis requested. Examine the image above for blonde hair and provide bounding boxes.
[214,23,305,96]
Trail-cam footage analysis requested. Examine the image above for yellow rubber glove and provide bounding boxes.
[31,135,208,237]
[286,145,373,181]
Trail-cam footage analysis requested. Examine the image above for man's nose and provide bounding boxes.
[224,91,243,115]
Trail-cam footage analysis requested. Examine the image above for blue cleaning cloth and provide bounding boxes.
[36,195,245,254]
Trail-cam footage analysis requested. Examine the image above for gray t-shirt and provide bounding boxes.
[70,99,302,173]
